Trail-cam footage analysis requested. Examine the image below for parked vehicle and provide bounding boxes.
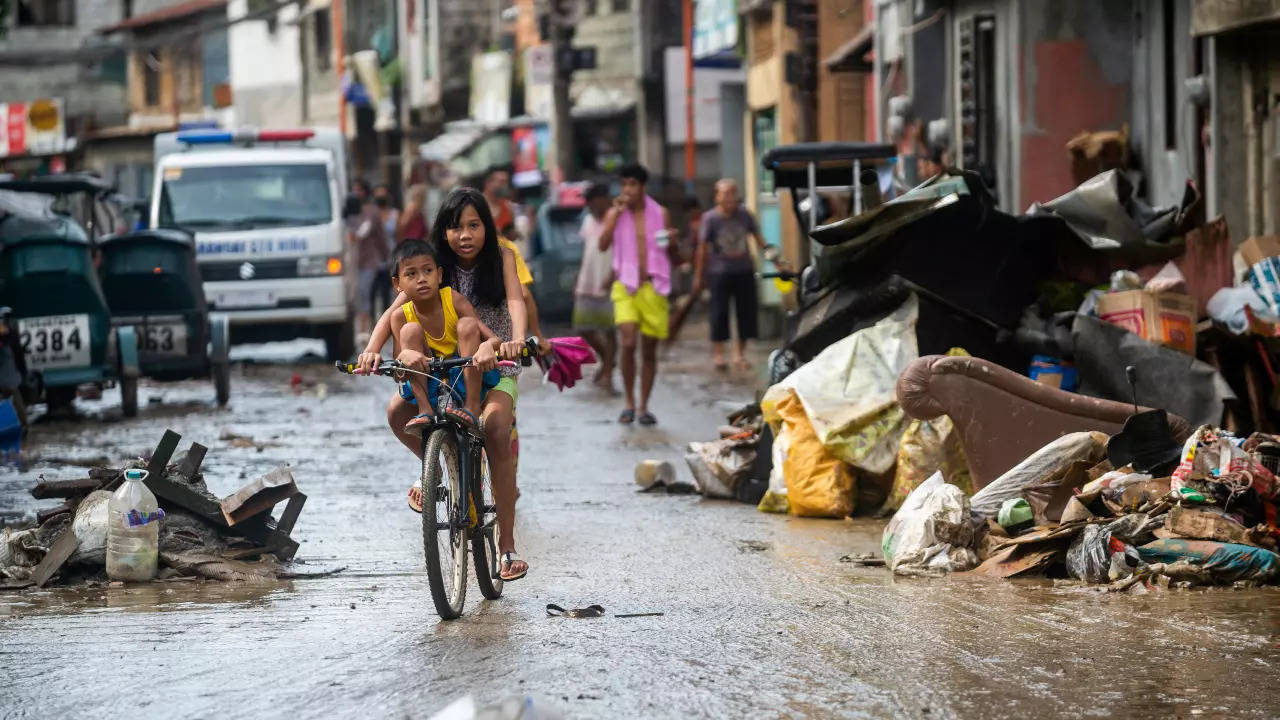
[151,128,354,360]
[0,176,139,415]
[98,229,231,406]
[526,200,588,323]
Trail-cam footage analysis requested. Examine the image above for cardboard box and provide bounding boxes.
[1096,289,1196,354]
[1239,235,1280,270]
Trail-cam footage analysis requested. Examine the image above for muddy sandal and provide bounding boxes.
[500,552,528,581]
[638,411,657,426]
[407,482,423,513]
[618,408,635,424]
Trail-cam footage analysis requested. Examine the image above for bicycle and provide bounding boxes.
[335,344,532,619]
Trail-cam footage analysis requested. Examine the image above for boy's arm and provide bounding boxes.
[385,306,427,373]
[599,205,620,251]
[358,291,408,372]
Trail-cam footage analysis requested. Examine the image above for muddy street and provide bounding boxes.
[1,338,1278,719]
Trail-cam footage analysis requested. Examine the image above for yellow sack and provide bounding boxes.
[771,389,855,518]
[880,415,973,513]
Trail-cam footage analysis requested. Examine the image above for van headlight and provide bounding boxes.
[298,255,343,276]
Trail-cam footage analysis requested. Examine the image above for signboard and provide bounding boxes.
[0,98,67,158]
[693,0,738,59]
[511,125,550,188]
[470,51,513,125]
[663,47,746,144]
[524,45,554,120]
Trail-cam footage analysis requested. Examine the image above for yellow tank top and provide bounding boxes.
[402,287,458,357]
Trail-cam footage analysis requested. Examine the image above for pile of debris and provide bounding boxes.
[882,419,1280,591]
[1,429,314,590]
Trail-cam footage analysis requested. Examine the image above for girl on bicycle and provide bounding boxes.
[366,187,529,581]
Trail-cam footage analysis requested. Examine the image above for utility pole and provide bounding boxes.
[683,0,695,192]
[549,0,577,185]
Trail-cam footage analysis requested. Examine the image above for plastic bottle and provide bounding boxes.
[106,468,164,582]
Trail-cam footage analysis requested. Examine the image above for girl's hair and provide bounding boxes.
[431,186,505,308]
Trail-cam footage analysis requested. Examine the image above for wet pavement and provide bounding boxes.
[2,335,1280,719]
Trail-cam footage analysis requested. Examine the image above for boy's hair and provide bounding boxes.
[619,163,648,185]
[584,183,609,201]
[390,240,437,277]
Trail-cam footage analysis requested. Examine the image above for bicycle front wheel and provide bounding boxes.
[422,429,469,619]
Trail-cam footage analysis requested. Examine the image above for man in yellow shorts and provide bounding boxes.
[599,163,675,426]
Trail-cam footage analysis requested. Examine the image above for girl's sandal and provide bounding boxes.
[499,552,528,581]
[407,482,423,513]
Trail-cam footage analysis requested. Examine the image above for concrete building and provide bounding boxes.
[226,0,339,130]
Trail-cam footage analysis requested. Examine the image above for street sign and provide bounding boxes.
[557,46,596,72]
[0,98,67,158]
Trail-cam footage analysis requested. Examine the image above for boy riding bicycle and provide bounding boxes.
[358,240,503,510]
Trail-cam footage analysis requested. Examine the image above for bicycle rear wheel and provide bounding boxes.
[422,429,468,619]
[472,448,504,600]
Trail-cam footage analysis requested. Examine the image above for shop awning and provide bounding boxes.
[824,23,875,72]
[98,0,226,34]
[418,125,487,163]
[1192,0,1280,36]
[571,84,637,120]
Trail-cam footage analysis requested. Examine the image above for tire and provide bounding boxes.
[323,318,356,362]
[213,362,231,407]
[422,429,469,620]
[471,448,504,601]
[120,376,138,418]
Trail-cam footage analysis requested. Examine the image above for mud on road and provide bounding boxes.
[2,339,1279,719]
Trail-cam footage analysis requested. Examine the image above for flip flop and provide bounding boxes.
[619,408,636,424]
[638,411,657,426]
[500,552,528,581]
[403,413,434,436]
[407,482,423,513]
[445,406,479,431]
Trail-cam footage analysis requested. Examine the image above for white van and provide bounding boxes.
[151,128,354,359]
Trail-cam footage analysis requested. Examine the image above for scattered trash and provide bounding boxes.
[546,603,605,618]
[882,472,978,576]
[1,428,317,589]
[839,552,886,567]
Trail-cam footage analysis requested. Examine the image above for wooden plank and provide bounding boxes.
[30,528,79,588]
[145,473,228,528]
[146,429,182,477]
[178,443,208,479]
[30,477,104,499]
[35,505,72,525]
[274,493,306,537]
[219,467,297,526]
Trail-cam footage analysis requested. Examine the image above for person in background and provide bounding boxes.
[696,178,769,372]
[572,183,616,389]
[398,183,428,242]
[599,163,676,426]
[482,165,517,240]
[348,178,389,338]
[371,183,400,322]
[665,194,704,345]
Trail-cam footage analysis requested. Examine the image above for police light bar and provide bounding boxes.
[176,128,315,145]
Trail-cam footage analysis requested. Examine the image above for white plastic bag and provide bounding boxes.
[881,472,978,575]
[969,432,1108,520]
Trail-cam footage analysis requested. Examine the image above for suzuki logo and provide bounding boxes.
[238,262,255,280]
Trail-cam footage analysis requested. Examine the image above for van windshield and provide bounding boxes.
[158,164,331,230]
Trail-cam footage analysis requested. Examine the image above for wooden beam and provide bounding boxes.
[35,505,72,525]
[219,467,297,526]
[274,492,306,538]
[178,442,208,479]
[30,528,79,588]
[30,477,104,499]
[145,472,228,528]
[147,429,182,477]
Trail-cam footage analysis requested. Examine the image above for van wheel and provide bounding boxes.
[324,319,355,361]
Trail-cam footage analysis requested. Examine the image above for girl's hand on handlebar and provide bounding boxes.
[356,351,381,375]
[473,341,499,372]
[498,339,525,362]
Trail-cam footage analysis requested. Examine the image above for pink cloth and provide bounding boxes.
[540,336,597,391]
[612,195,670,296]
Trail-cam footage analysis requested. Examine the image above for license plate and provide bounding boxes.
[139,323,188,357]
[215,289,276,309]
[18,314,91,370]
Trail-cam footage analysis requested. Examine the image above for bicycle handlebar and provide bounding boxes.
[335,337,539,377]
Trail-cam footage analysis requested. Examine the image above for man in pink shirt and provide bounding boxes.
[599,164,675,426]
